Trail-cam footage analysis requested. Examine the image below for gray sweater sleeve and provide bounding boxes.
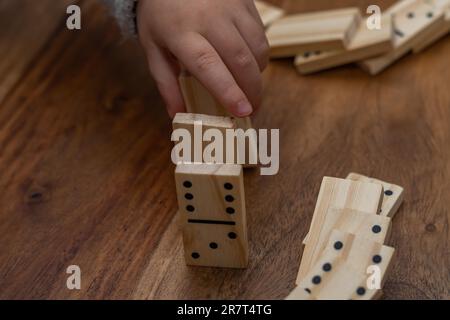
[103,0,138,36]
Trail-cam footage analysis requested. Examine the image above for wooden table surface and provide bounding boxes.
[0,0,448,300]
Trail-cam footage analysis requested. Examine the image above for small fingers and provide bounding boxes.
[206,24,263,110]
[234,13,270,71]
[169,32,253,117]
[145,43,185,118]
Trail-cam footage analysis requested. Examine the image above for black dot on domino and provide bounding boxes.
[225,195,234,202]
[226,207,235,214]
[183,181,192,188]
[185,193,193,200]
[191,252,200,259]
[356,287,366,296]
[334,241,343,250]
[209,242,218,249]
[384,190,393,196]
[228,232,237,239]
[373,255,382,264]
[186,205,195,212]
[407,12,415,19]
[312,276,321,285]
[427,12,434,18]
[372,225,382,234]
[322,263,332,272]
[304,52,311,58]
[224,183,233,190]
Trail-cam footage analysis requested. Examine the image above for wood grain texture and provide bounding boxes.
[0,0,449,300]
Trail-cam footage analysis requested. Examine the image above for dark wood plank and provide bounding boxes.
[0,0,448,299]
[0,0,75,104]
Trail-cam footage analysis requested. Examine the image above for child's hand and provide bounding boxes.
[137,0,269,118]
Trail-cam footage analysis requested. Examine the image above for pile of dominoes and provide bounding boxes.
[286,174,404,300]
[259,0,450,75]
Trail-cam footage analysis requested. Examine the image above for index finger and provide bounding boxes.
[168,32,253,117]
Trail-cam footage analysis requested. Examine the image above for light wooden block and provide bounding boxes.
[328,208,392,243]
[172,113,258,166]
[346,173,404,218]
[255,0,285,27]
[288,231,354,300]
[175,163,248,268]
[413,0,450,53]
[290,230,395,300]
[294,13,394,74]
[296,177,383,283]
[178,73,258,167]
[297,207,391,285]
[266,7,362,58]
[179,72,253,131]
[359,0,447,75]
[173,113,237,165]
[301,176,384,246]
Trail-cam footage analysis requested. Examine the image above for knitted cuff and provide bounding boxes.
[103,0,138,36]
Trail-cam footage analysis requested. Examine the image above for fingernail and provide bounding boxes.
[236,100,253,117]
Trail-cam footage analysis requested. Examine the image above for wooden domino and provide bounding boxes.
[255,0,285,27]
[327,208,392,244]
[301,172,402,244]
[179,72,253,131]
[300,176,383,247]
[346,173,404,218]
[288,231,355,300]
[172,113,259,166]
[359,0,447,75]
[413,0,450,53]
[178,73,258,167]
[266,7,362,58]
[296,177,383,283]
[294,13,394,74]
[289,230,395,300]
[175,163,248,268]
[172,113,234,164]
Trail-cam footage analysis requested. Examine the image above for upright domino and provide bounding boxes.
[288,231,355,300]
[175,163,248,268]
[296,177,383,283]
[346,173,405,218]
[266,7,362,58]
[172,113,258,166]
[294,13,394,74]
[255,0,285,27]
[359,0,447,75]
